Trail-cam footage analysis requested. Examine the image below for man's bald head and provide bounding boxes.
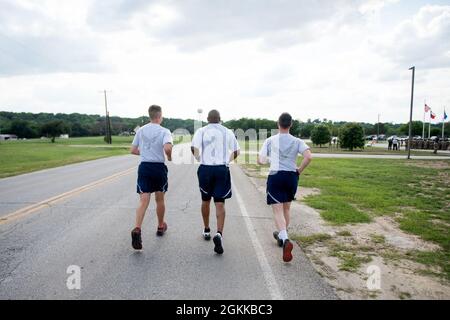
[207,109,221,123]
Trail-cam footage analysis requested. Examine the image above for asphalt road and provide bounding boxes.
[0,144,337,300]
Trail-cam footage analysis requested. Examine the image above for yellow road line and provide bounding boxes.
[0,166,136,226]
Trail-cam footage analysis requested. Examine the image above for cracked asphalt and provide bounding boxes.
[0,144,337,300]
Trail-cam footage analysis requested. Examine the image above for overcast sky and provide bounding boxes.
[0,0,449,123]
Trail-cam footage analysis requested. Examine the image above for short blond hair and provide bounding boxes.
[148,105,162,120]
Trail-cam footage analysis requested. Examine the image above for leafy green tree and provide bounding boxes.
[299,121,315,138]
[430,127,441,137]
[70,122,90,137]
[41,121,70,143]
[10,120,38,138]
[399,121,423,136]
[339,123,365,151]
[311,124,331,147]
[290,120,300,137]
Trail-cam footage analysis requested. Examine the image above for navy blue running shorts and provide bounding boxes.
[136,162,168,194]
[266,171,299,205]
[197,165,232,203]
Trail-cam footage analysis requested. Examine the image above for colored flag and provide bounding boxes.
[444,111,448,121]
[424,104,431,112]
[430,111,436,119]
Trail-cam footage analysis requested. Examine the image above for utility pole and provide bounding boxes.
[101,90,112,144]
[407,66,415,160]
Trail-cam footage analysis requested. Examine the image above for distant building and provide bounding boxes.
[60,134,69,139]
[0,134,18,141]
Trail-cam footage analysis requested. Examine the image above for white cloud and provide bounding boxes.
[375,5,450,69]
[0,0,105,75]
[358,0,399,15]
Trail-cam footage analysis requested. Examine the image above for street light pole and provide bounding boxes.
[407,66,415,160]
[377,113,380,138]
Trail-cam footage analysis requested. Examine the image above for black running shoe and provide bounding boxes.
[203,228,211,241]
[283,239,294,262]
[273,231,283,247]
[156,222,168,237]
[213,234,224,254]
[131,227,142,250]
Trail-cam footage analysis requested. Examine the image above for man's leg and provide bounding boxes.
[132,192,150,250]
[283,202,291,229]
[215,201,226,234]
[155,192,166,228]
[273,203,293,262]
[201,199,211,229]
[212,201,226,254]
[135,193,151,229]
[272,203,286,232]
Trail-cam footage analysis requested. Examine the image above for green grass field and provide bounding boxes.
[0,136,133,178]
[51,136,134,145]
[0,135,190,178]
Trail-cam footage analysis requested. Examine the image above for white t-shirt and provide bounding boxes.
[259,133,310,172]
[132,123,173,163]
[191,123,240,166]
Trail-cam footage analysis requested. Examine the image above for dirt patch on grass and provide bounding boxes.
[294,227,449,299]
[317,254,450,299]
[348,216,440,251]
[296,187,321,200]
[404,160,450,170]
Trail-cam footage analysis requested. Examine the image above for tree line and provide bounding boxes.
[0,112,197,139]
[1,111,448,142]
[223,118,448,139]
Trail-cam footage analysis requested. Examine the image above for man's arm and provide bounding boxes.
[191,146,200,161]
[130,145,140,156]
[257,154,268,165]
[228,133,240,163]
[229,150,240,163]
[297,149,312,175]
[191,129,202,162]
[164,143,173,161]
[257,139,269,165]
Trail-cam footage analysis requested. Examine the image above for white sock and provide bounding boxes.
[278,230,288,242]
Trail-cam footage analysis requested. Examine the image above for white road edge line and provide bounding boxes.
[232,178,284,300]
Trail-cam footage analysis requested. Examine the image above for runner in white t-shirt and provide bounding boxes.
[258,113,312,262]
[130,105,173,250]
[191,110,240,255]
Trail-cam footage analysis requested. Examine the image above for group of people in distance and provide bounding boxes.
[129,105,312,262]
[387,136,400,150]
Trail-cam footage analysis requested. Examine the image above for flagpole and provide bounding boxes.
[443,107,446,140]
[423,100,426,139]
[428,111,431,138]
